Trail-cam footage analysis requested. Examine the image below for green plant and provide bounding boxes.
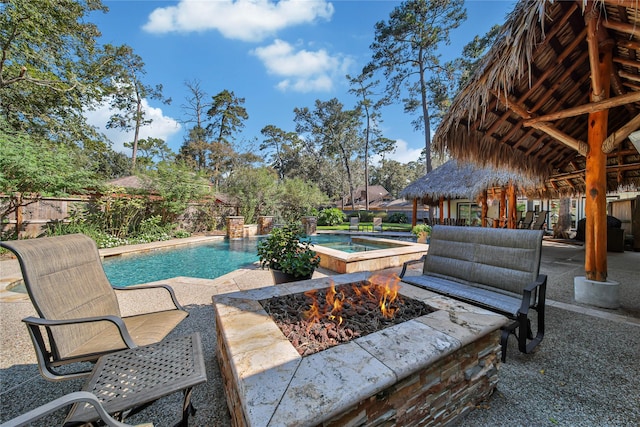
[257,223,320,278]
[387,212,408,223]
[411,224,432,237]
[317,208,345,226]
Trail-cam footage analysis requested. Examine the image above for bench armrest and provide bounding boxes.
[113,284,185,311]
[519,274,547,315]
[22,315,137,349]
[399,255,426,278]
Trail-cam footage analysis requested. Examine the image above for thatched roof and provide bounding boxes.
[400,159,541,204]
[434,0,640,197]
[107,175,152,190]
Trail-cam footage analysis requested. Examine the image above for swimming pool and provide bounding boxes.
[103,238,260,287]
[102,234,420,287]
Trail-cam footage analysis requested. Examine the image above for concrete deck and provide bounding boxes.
[1,236,639,426]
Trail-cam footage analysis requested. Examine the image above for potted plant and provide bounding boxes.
[257,222,321,284]
[411,224,432,244]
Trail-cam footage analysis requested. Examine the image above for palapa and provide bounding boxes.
[400,159,541,205]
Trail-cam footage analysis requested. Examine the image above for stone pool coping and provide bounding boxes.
[213,271,510,427]
[313,236,427,274]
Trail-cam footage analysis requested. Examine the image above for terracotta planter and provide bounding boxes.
[416,233,430,244]
[271,269,313,284]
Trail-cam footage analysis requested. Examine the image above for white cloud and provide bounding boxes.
[372,139,423,165]
[85,99,181,154]
[252,39,352,92]
[143,0,334,42]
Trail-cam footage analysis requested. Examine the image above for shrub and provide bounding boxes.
[387,212,408,223]
[318,208,345,226]
[358,211,375,222]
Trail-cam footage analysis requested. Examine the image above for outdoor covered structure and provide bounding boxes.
[401,159,541,228]
[434,0,640,288]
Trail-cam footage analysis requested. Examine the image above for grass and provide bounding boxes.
[317,222,412,232]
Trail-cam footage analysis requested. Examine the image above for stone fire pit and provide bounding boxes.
[213,272,509,427]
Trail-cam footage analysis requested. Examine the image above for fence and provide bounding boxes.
[1,194,234,238]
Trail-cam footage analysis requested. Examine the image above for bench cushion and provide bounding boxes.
[424,226,543,295]
[402,274,523,316]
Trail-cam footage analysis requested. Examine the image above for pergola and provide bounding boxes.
[401,159,541,228]
[434,0,640,283]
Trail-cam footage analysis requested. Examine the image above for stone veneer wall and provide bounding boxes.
[258,216,274,235]
[226,216,244,239]
[301,216,317,235]
[217,328,502,427]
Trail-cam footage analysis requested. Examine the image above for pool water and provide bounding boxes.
[103,234,402,287]
[103,238,260,287]
[311,235,398,252]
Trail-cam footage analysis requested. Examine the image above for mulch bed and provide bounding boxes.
[260,281,434,356]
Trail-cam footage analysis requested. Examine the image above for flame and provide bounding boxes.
[302,275,403,329]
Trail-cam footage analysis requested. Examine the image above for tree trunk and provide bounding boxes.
[553,197,572,238]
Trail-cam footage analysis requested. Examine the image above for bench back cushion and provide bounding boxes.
[424,226,543,295]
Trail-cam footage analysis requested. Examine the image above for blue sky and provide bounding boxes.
[87,0,516,164]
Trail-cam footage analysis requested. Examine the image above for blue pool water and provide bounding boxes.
[102,235,405,287]
[103,238,260,287]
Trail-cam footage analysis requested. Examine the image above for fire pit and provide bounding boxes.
[260,278,435,356]
[214,272,510,427]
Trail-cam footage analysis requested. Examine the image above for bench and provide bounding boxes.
[399,225,546,361]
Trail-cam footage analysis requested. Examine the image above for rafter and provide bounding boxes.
[523,91,640,125]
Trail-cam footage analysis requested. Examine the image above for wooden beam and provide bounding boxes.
[528,122,589,154]
[602,113,640,153]
[619,70,640,83]
[613,56,640,69]
[523,91,640,125]
[600,0,640,7]
[602,16,640,37]
[481,191,488,228]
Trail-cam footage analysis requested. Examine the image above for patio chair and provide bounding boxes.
[0,391,152,427]
[349,217,359,231]
[531,211,549,230]
[372,217,382,232]
[0,234,189,382]
[518,210,536,229]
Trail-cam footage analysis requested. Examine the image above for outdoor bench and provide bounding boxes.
[399,225,547,361]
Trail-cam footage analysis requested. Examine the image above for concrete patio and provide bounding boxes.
[1,237,638,426]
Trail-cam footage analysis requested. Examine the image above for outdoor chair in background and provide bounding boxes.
[0,391,152,427]
[349,217,359,232]
[531,211,549,230]
[518,210,536,229]
[372,217,383,232]
[0,234,189,382]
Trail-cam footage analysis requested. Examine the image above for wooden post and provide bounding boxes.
[500,188,507,227]
[584,7,612,282]
[15,192,23,238]
[412,198,418,227]
[439,196,444,225]
[447,199,451,220]
[508,183,517,229]
[481,191,488,227]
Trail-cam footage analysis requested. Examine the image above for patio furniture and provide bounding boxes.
[0,234,189,382]
[372,217,383,232]
[518,210,536,229]
[0,391,151,427]
[399,226,547,362]
[531,211,549,230]
[65,333,206,427]
[348,217,359,232]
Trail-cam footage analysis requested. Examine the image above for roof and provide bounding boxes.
[434,0,640,197]
[400,159,541,204]
[107,175,151,190]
